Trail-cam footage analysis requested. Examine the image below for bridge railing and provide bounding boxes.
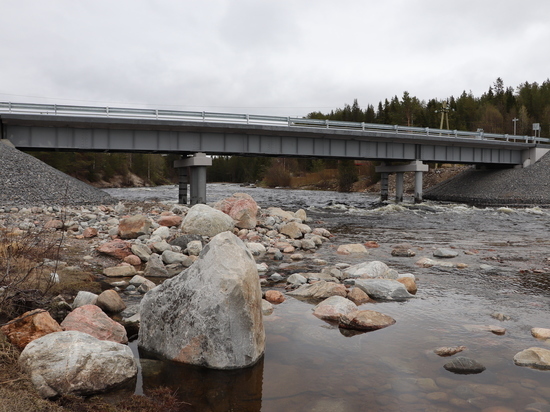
[1,101,548,144]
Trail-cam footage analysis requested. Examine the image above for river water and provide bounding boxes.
[104,184,550,412]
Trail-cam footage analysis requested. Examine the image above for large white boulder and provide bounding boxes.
[19,331,137,398]
[181,204,235,237]
[138,232,265,369]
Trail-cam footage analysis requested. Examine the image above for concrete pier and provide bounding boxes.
[376,160,429,203]
[174,153,212,205]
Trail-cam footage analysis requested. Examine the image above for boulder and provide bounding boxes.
[433,248,459,258]
[82,227,98,238]
[143,253,170,278]
[532,328,550,339]
[152,225,171,239]
[266,207,295,221]
[61,304,128,344]
[443,357,486,374]
[313,296,357,321]
[214,193,258,229]
[19,331,137,398]
[161,250,191,265]
[72,291,98,309]
[0,309,63,350]
[280,221,303,239]
[347,287,374,305]
[103,265,136,277]
[97,239,132,260]
[354,279,414,301]
[118,214,152,239]
[264,290,285,304]
[96,290,127,314]
[338,310,396,331]
[186,240,203,256]
[336,244,369,255]
[181,204,235,237]
[158,215,183,227]
[123,255,142,266]
[434,346,466,357]
[287,280,347,300]
[397,276,417,294]
[149,240,172,254]
[514,347,550,370]
[138,232,265,369]
[131,243,152,262]
[344,261,396,279]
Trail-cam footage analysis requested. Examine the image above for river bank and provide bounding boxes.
[2,186,550,411]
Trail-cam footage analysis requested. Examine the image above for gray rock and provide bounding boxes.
[131,244,152,262]
[181,203,235,237]
[443,357,486,374]
[143,253,170,278]
[161,250,189,265]
[19,331,137,398]
[269,273,284,282]
[287,280,346,299]
[72,291,98,309]
[186,240,203,256]
[354,279,413,301]
[169,234,203,250]
[313,296,357,321]
[287,273,307,285]
[433,248,459,258]
[138,232,265,369]
[344,261,396,279]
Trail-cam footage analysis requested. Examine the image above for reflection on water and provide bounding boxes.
[105,184,550,411]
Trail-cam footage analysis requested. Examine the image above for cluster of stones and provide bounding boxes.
[280,259,417,332]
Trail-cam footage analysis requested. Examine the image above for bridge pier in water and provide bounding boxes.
[173,153,212,205]
[376,160,429,204]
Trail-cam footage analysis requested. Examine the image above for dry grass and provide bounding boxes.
[290,169,338,189]
[0,228,64,318]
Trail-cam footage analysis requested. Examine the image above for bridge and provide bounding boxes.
[1,101,548,204]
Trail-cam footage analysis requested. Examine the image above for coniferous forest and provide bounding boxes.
[30,78,550,190]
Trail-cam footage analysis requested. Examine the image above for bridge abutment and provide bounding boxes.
[173,153,212,205]
[376,160,429,203]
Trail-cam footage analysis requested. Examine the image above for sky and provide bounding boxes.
[1,0,549,117]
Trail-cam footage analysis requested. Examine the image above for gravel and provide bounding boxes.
[424,151,550,207]
[0,141,116,207]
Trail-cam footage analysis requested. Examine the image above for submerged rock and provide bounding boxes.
[443,357,486,374]
[138,232,265,369]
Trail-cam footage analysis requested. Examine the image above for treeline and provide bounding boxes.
[31,152,180,186]
[30,78,550,190]
[307,78,550,136]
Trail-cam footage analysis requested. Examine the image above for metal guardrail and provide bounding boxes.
[1,101,547,144]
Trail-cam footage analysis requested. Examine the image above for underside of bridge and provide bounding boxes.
[1,113,548,205]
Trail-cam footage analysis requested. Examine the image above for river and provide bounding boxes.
[104,184,550,412]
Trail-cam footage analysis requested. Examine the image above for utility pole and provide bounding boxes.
[512,118,518,135]
[437,100,450,130]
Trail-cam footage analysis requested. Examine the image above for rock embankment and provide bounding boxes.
[424,152,550,207]
[0,141,115,207]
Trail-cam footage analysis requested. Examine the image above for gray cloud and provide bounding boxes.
[1,1,549,116]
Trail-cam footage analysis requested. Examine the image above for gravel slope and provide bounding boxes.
[424,152,550,207]
[0,141,116,207]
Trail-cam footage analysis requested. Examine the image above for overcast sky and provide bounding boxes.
[1,1,549,117]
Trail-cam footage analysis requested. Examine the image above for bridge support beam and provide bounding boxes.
[375,160,429,203]
[173,153,212,205]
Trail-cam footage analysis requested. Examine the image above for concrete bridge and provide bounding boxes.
[1,102,548,204]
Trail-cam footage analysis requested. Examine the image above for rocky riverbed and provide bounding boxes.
[3,190,550,411]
